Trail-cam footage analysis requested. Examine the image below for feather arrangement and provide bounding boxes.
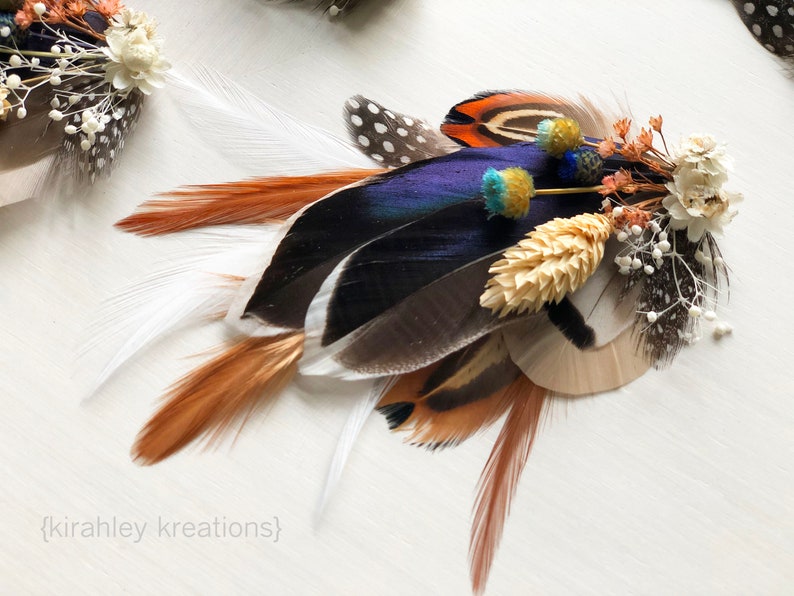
[731,0,793,64]
[0,0,169,206]
[102,88,741,594]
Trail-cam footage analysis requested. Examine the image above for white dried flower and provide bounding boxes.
[0,87,11,121]
[673,133,732,187]
[661,134,742,242]
[663,167,742,241]
[102,12,170,95]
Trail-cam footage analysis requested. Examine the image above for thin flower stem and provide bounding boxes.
[535,185,605,195]
[659,131,670,155]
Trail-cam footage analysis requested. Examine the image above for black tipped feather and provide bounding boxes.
[378,402,415,430]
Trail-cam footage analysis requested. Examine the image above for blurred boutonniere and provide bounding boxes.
[1,0,169,205]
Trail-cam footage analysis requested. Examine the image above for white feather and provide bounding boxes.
[315,376,397,522]
[167,66,372,176]
[566,239,642,348]
[84,225,275,398]
[298,252,358,378]
[0,156,56,207]
[502,322,649,395]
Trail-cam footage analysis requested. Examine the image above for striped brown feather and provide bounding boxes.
[441,90,612,148]
[377,333,522,449]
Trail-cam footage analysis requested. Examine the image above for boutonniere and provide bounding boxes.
[98,86,741,594]
[0,0,169,205]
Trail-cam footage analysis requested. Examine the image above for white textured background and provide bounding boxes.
[1,1,793,594]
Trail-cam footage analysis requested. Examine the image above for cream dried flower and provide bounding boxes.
[102,11,169,95]
[663,159,742,242]
[480,213,613,317]
[0,86,11,121]
[674,133,732,187]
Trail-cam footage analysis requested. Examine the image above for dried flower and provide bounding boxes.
[95,0,123,18]
[673,133,731,187]
[621,141,645,162]
[0,86,11,121]
[480,213,613,316]
[649,115,663,133]
[613,117,631,139]
[597,138,616,158]
[65,1,87,18]
[536,117,583,158]
[102,11,170,95]
[481,167,535,219]
[637,127,654,150]
[14,6,34,28]
[663,169,742,241]
[558,148,603,185]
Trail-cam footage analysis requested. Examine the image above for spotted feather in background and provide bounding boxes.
[732,1,794,61]
[344,95,459,167]
[264,0,367,17]
[59,92,145,184]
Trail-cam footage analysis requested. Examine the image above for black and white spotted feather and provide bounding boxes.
[58,91,145,185]
[732,0,794,61]
[344,95,460,168]
[263,0,368,17]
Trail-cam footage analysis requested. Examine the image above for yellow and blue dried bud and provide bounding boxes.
[482,167,535,219]
[536,117,583,158]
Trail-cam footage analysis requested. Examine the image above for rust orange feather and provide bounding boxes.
[470,376,547,595]
[133,332,305,465]
[116,169,384,236]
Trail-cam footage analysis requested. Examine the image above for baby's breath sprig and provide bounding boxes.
[1,0,168,167]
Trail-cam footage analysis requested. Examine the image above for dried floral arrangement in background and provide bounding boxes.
[731,0,793,65]
[0,0,168,206]
[264,0,368,18]
[93,81,741,594]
